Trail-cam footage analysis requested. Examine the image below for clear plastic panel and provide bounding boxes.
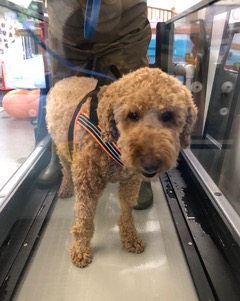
[171,3,240,216]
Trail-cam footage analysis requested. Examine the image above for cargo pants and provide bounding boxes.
[47,0,151,82]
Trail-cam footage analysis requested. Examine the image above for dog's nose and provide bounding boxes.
[141,158,162,173]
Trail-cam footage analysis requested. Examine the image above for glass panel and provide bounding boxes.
[0,1,240,299]
[171,2,240,216]
[0,3,49,190]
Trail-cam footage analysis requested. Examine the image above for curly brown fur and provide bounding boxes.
[46,67,197,268]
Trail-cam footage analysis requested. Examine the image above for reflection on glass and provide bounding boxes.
[225,32,240,72]
[0,5,48,190]
[173,19,206,136]
[173,21,204,65]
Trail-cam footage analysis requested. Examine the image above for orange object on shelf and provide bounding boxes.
[2,89,40,119]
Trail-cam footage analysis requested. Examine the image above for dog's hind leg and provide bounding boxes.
[70,158,106,268]
[118,178,146,253]
[57,153,74,198]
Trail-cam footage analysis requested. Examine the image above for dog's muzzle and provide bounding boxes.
[142,171,157,178]
[141,158,162,178]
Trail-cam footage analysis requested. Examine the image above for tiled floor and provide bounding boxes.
[0,109,35,190]
[13,181,199,301]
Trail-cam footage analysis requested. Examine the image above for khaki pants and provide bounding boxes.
[47,0,151,82]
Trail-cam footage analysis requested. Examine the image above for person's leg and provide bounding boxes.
[93,2,153,209]
[47,0,94,81]
[38,0,94,186]
[92,1,151,73]
[37,39,95,186]
[39,0,153,210]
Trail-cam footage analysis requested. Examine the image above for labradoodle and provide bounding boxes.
[46,67,197,268]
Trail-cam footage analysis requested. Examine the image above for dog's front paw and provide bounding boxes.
[123,237,146,254]
[70,245,92,268]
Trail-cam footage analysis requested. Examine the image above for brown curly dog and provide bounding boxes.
[46,67,197,268]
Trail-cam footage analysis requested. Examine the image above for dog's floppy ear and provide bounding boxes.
[180,105,198,148]
[97,85,119,142]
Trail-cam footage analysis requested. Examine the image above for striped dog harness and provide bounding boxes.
[76,111,123,166]
[68,86,123,166]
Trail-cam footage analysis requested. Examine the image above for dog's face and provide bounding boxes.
[98,67,197,179]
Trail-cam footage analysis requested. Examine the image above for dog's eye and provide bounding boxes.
[160,111,174,122]
[127,112,140,122]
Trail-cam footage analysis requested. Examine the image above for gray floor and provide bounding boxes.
[13,182,199,301]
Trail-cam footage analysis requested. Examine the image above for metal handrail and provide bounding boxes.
[147,6,177,22]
